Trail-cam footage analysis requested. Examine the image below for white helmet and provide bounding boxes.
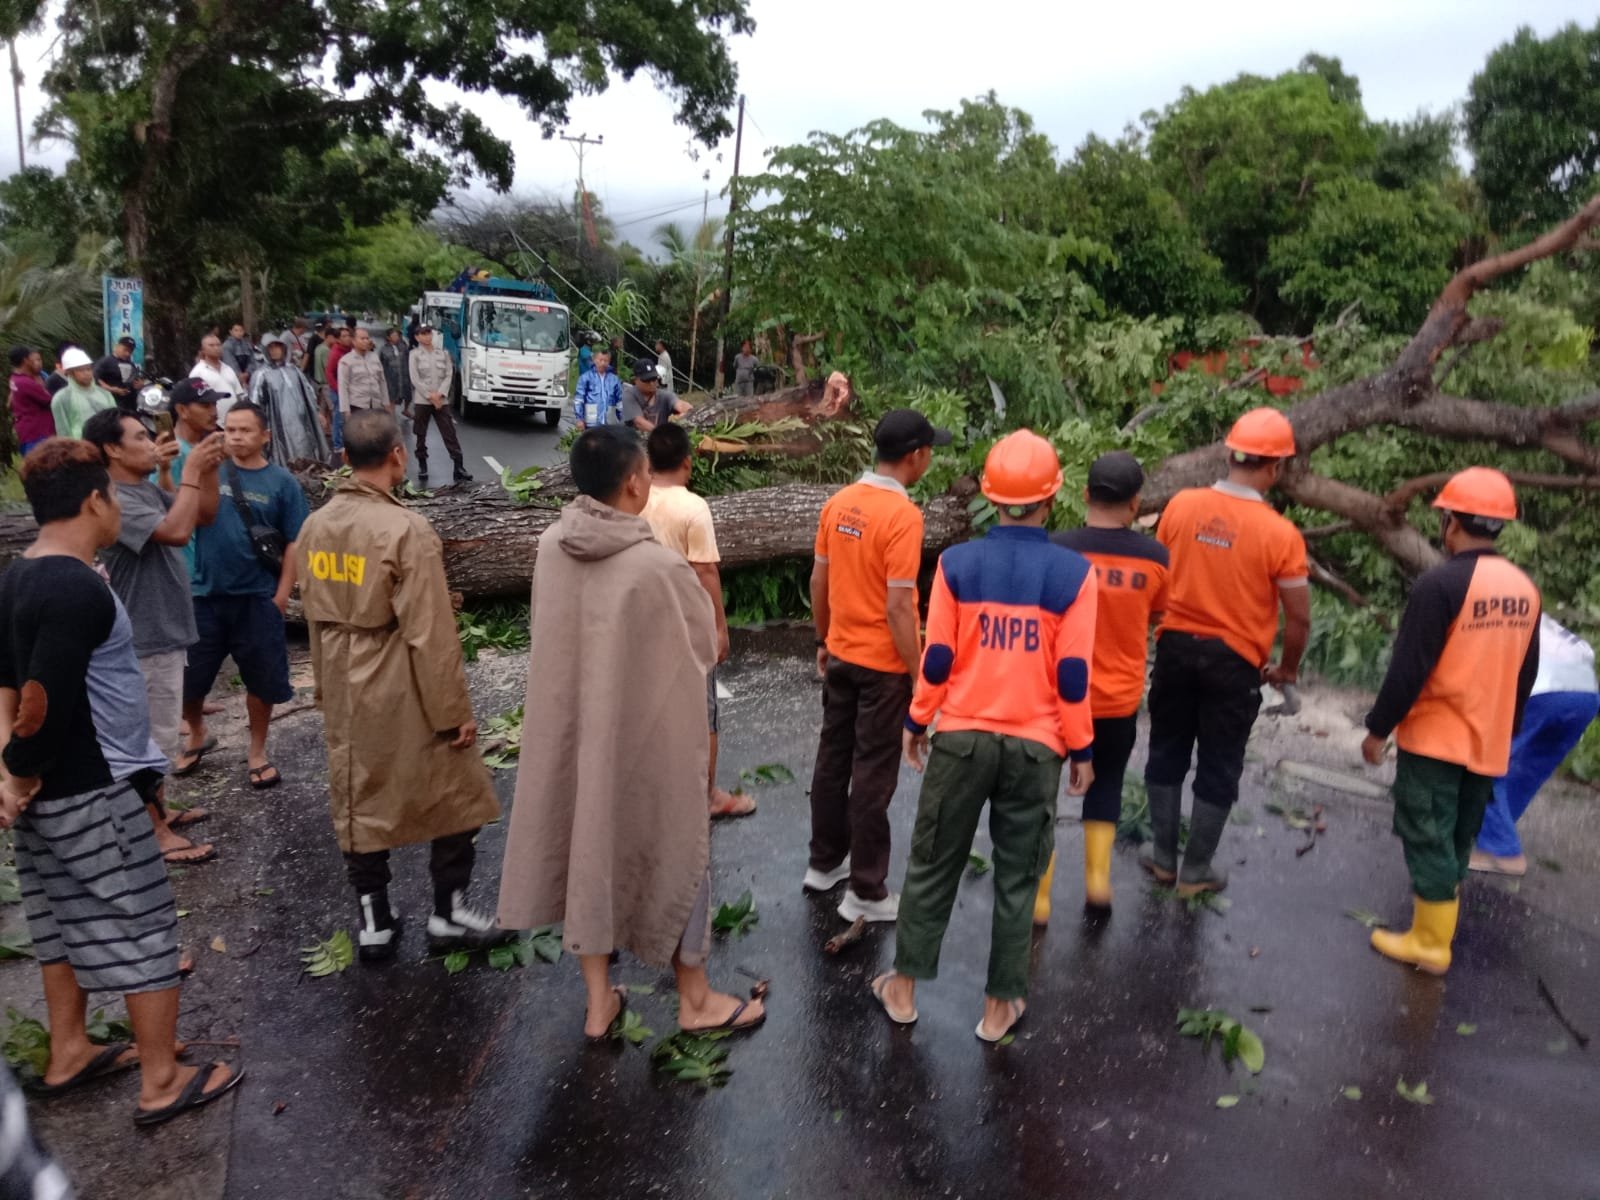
[60,347,93,371]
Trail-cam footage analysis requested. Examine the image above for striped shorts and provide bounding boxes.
[14,781,180,994]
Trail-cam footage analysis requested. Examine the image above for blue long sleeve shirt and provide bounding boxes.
[573,369,623,425]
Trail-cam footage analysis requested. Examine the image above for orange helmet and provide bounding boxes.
[1225,407,1296,459]
[981,430,1064,507]
[1431,467,1518,521]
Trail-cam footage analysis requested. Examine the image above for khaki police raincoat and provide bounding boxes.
[297,477,499,853]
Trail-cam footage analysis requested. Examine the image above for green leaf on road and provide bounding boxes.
[968,852,992,875]
[1396,1077,1434,1105]
[1455,1023,1477,1036]
[442,950,471,975]
[1344,908,1389,929]
[1215,1095,1240,1108]
[1342,1086,1362,1100]
[738,763,796,788]
[712,890,759,937]
[300,929,354,978]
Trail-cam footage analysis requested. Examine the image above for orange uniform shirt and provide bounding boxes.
[1052,526,1169,718]
[1156,483,1308,667]
[1368,551,1541,777]
[814,474,925,675]
[908,526,1098,759]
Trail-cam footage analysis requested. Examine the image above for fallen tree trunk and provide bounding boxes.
[402,482,971,599]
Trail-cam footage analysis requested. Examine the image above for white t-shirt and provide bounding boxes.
[189,359,244,419]
[1534,615,1597,696]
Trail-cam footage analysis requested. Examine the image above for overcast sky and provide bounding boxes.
[2,1,1594,255]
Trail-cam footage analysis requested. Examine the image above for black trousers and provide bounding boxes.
[413,401,465,472]
[1143,632,1262,810]
[343,829,479,909]
[808,659,913,901]
[1081,714,1138,824]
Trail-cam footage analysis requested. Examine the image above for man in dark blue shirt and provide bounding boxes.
[180,402,307,790]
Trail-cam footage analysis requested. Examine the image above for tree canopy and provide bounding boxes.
[29,0,752,364]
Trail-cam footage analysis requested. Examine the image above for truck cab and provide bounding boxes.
[421,278,571,425]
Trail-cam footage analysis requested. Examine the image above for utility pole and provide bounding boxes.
[8,41,23,169]
[713,94,744,392]
[689,177,709,390]
[560,132,603,261]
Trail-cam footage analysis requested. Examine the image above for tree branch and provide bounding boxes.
[1383,469,1600,515]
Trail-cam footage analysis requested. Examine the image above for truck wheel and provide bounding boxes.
[543,409,561,428]
[453,378,471,421]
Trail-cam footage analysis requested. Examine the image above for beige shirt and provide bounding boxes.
[336,348,390,413]
[409,344,453,401]
[643,484,720,564]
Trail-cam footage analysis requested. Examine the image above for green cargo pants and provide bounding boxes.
[1391,750,1495,902]
[892,730,1063,1000]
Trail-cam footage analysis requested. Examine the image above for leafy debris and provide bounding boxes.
[1395,1077,1434,1105]
[300,930,354,978]
[712,890,759,937]
[1176,1008,1265,1074]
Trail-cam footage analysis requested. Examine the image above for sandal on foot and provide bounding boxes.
[248,763,281,790]
[975,1000,1027,1044]
[133,1062,245,1127]
[25,1042,136,1097]
[710,790,757,820]
[681,999,765,1036]
[172,737,218,778]
[584,986,629,1043]
[167,807,211,830]
[869,972,918,1026]
[162,843,217,866]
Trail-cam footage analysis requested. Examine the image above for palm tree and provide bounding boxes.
[0,234,106,464]
[654,216,724,383]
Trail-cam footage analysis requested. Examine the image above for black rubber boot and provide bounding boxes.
[452,463,474,483]
[1139,783,1182,882]
[1177,798,1231,896]
[357,890,402,963]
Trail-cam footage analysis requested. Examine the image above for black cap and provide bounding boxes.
[116,336,137,349]
[1086,451,1145,502]
[874,408,953,460]
[633,358,659,382]
[169,378,224,408]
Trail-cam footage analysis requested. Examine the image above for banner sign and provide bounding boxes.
[102,276,144,363]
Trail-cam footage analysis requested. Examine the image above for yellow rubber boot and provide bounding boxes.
[1083,821,1115,909]
[1032,851,1057,926]
[1370,896,1459,976]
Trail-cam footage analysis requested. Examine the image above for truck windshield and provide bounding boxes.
[469,301,569,353]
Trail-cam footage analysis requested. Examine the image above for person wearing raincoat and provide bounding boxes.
[248,334,330,467]
[296,409,504,963]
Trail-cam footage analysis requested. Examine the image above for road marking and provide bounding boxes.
[483,455,505,475]
[716,680,734,701]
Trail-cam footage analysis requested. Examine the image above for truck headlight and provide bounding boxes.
[469,366,489,390]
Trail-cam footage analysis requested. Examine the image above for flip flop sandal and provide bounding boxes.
[248,764,281,790]
[710,792,758,820]
[585,986,629,1043]
[162,844,218,867]
[166,807,211,830]
[172,737,218,778]
[869,973,918,1026]
[681,999,766,1036]
[25,1042,136,1098]
[975,1000,1027,1044]
[133,1062,245,1128]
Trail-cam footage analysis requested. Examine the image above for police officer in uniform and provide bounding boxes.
[1361,468,1540,974]
[297,409,506,962]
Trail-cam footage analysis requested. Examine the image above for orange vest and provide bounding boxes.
[1397,556,1539,775]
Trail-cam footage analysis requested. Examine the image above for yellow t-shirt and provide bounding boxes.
[643,484,720,564]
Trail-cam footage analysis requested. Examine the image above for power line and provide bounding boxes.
[503,223,693,392]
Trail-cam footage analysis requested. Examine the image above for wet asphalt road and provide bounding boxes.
[15,629,1600,1199]
[416,405,568,483]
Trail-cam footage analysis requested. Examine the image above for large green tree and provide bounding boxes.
[1466,20,1600,237]
[1146,57,1377,319]
[33,0,752,367]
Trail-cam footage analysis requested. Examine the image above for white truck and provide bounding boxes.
[419,276,572,426]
